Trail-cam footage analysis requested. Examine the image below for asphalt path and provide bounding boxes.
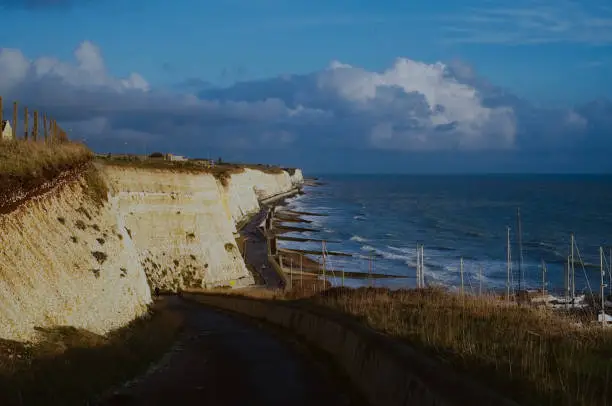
[99,297,363,406]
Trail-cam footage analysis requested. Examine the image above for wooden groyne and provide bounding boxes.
[277,236,341,243]
[262,202,405,287]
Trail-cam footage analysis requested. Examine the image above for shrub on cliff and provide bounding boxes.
[83,165,108,205]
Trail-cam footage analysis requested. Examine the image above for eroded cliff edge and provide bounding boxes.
[0,164,303,341]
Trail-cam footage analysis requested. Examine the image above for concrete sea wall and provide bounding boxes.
[187,294,520,406]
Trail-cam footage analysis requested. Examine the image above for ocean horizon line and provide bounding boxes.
[307,172,612,177]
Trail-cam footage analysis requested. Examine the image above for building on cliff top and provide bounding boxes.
[1,120,12,141]
[165,153,187,162]
[191,158,215,168]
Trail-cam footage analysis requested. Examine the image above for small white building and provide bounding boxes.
[192,159,215,168]
[1,120,12,141]
[166,153,187,162]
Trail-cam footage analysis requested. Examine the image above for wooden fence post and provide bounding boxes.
[33,111,38,142]
[12,101,17,139]
[24,106,29,140]
[43,113,48,142]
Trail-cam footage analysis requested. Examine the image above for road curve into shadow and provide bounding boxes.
[99,297,364,406]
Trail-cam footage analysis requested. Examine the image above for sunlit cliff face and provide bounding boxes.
[0,165,303,341]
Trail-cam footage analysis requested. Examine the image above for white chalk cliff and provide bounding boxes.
[0,164,303,341]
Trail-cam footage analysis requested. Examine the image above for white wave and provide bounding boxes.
[360,245,411,263]
[387,245,415,255]
[350,235,368,242]
[310,206,333,211]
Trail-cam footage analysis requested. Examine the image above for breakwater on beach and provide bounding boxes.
[276,174,612,293]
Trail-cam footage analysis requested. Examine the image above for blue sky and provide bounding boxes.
[1,0,611,172]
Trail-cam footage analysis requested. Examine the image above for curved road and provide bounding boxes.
[100,297,364,406]
[240,207,285,289]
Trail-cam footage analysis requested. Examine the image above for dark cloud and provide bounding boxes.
[0,41,610,172]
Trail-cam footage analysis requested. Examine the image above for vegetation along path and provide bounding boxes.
[98,296,363,406]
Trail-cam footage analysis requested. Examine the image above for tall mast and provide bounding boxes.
[506,226,511,302]
[479,265,483,296]
[322,240,326,288]
[420,244,425,288]
[601,246,606,328]
[541,258,547,296]
[571,233,576,301]
[416,242,421,288]
[368,252,373,288]
[517,208,524,292]
[460,257,465,295]
[565,256,570,309]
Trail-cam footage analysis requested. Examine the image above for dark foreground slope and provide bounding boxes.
[98,297,364,406]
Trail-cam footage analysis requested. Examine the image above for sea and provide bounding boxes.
[278,174,612,294]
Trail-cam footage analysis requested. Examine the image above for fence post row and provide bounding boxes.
[0,95,68,142]
[12,101,17,139]
[24,106,28,140]
[33,111,38,142]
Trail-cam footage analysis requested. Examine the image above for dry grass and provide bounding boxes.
[209,286,612,406]
[83,164,109,205]
[98,157,245,185]
[241,163,286,175]
[0,300,183,406]
[0,140,91,182]
[0,140,92,208]
[96,156,288,185]
[317,288,612,406]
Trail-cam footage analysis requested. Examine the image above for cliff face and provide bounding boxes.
[0,164,302,341]
[0,172,151,341]
[224,168,301,225]
[102,165,303,292]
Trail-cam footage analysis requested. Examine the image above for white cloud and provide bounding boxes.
[566,110,587,128]
[317,58,516,150]
[0,48,29,89]
[0,40,607,156]
[0,41,315,149]
[0,41,149,92]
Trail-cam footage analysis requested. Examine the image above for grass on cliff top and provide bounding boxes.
[0,140,92,178]
[0,140,92,198]
[204,286,612,406]
[96,156,287,185]
[0,298,183,406]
